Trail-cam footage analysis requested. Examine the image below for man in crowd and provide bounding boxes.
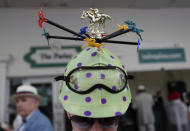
[167,91,189,131]
[133,85,155,131]
[11,84,53,131]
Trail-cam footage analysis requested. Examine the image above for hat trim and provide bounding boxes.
[17,91,36,95]
[11,93,41,101]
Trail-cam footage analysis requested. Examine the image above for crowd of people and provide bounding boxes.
[1,84,190,131]
[118,85,190,131]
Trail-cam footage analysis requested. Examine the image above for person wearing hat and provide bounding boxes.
[11,85,53,131]
[133,85,155,131]
[167,91,189,131]
[55,47,132,131]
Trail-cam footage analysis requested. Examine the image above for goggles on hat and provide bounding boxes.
[55,66,133,94]
[70,115,120,129]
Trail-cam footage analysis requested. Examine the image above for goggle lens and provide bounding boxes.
[54,66,131,94]
[69,68,126,92]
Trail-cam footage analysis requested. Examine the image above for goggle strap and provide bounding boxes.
[54,75,66,81]
[127,75,134,80]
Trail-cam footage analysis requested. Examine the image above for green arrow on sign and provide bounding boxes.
[24,46,81,68]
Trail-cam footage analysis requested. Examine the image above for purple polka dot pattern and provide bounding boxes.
[120,74,123,79]
[91,52,97,56]
[125,86,128,90]
[97,49,100,51]
[64,95,68,101]
[123,96,127,102]
[112,86,117,91]
[86,73,92,78]
[84,111,91,116]
[74,85,78,90]
[101,98,107,104]
[86,48,91,51]
[73,56,77,59]
[77,62,82,67]
[108,64,112,66]
[101,74,105,79]
[122,65,125,69]
[85,97,91,103]
[115,112,122,116]
[110,55,114,59]
[98,88,102,90]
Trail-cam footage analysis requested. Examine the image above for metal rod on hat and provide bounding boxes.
[101,29,132,42]
[46,19,86,39]
[47,35,138,45]
[84,33,90,38]
[103,40,138,45]
[48,35,84,41]
[101,30,125,41]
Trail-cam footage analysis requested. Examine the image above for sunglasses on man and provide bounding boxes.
[70,115,120,129]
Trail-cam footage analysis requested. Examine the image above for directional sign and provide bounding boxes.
[24,46,81,68]
[138,48,186,63]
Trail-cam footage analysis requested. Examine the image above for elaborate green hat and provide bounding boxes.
[37,7,143,118]
[59,47,131,118]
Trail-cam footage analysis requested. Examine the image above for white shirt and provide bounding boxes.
[167,99,188,131]
[17,110,36,131]
[12,115,22,131]
[133,92,155,124]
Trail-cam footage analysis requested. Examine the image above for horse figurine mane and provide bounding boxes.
[81,8,111,38]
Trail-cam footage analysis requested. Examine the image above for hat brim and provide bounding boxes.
[11,94,42,102]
